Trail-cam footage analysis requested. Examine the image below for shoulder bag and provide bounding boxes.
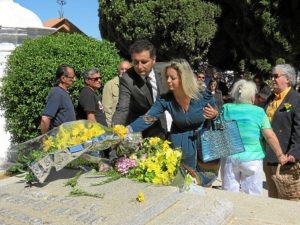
[197,115,245,162]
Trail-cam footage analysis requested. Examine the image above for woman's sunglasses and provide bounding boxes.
[272,73,285,79]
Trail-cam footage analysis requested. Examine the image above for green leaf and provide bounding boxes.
[65,171,82,188]
[69,188,104,198]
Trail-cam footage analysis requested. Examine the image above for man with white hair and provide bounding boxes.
[264,64,300,200]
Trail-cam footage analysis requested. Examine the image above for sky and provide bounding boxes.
[14,0,101,39]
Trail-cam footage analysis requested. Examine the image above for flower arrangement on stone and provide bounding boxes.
[13,121,134,183]
[97,137,182,186]
[11,120,182,187]
[128,137,182,185]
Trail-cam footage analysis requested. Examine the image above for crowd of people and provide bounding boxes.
[40,39,300,201]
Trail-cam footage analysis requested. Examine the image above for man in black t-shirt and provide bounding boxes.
[77,68,107,126]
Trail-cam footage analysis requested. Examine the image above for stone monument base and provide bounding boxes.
[0,169,299,225]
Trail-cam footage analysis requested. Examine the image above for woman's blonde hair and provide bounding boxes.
[165,59,202,99]
[230,79,257,104]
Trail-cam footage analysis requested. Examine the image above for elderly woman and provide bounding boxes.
[221,79,287,196]
[128,59,219,187]
[264,64,300,200]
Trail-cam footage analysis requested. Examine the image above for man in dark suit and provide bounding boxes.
[112,39,168,138]
[264,64,300,200]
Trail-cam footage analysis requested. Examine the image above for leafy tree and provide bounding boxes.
[99,0,221,66]
[0,33,121,143]
[208,0,300,74]
[99,0,300,75]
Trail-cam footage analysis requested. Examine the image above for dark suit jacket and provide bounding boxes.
[264,88,300,163]
[112,63,168,138]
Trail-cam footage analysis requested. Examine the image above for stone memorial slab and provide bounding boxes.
[0,169,299,225]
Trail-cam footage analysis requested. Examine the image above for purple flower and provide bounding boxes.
[115,157,137,174]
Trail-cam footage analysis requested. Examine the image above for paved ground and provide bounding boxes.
[0,168,299,225]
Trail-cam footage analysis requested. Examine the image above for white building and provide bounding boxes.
[0,0,55,167]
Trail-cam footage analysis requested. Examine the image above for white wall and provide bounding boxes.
[0,27,54,165]
[0,42,15,162]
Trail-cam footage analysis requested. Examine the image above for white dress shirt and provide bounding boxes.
[148,69,172,131]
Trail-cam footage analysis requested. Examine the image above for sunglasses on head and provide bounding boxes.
[88,77,101,82]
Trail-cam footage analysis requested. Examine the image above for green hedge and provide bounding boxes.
[0,33,121,143]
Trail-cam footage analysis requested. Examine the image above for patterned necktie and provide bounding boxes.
[145,76,153,101]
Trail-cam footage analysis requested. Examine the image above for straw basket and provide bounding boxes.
[271,163,300,199]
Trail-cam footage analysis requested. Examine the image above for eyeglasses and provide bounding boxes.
[88,77,101,82]
[198,76,205,80]
[64,75,76,80]
[272,73,286,79]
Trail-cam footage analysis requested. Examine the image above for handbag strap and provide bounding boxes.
[198,109,224,132]
[276,164,282,176]
[180,162,201,185]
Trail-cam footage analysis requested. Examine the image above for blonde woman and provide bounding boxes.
[128,59,219,187]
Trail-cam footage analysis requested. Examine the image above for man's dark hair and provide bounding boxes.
[129,39,156,58]
[253,74,264,82]
[54,64,73,86]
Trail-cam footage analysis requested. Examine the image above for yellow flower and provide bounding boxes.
[113,125,128,139]
[89,123,105,137]
[43,136,54,152]
[131,137,182,186]
[136,192,145,202]
[160,171,171,185]
[174,150,182,159]
[71,125,82,137]
[76,122,85,131]
[69,136,82,146]
[166,153,179,165]
[149,137,161,146]
[167,163,176,174]
[85,129,94,139]
[162,140,171,151]
[284,103,292,112]
[152,177,162,184]
[146,161,159,173]
[42,121,107,152]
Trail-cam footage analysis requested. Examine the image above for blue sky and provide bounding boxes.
[15,0,101,39]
